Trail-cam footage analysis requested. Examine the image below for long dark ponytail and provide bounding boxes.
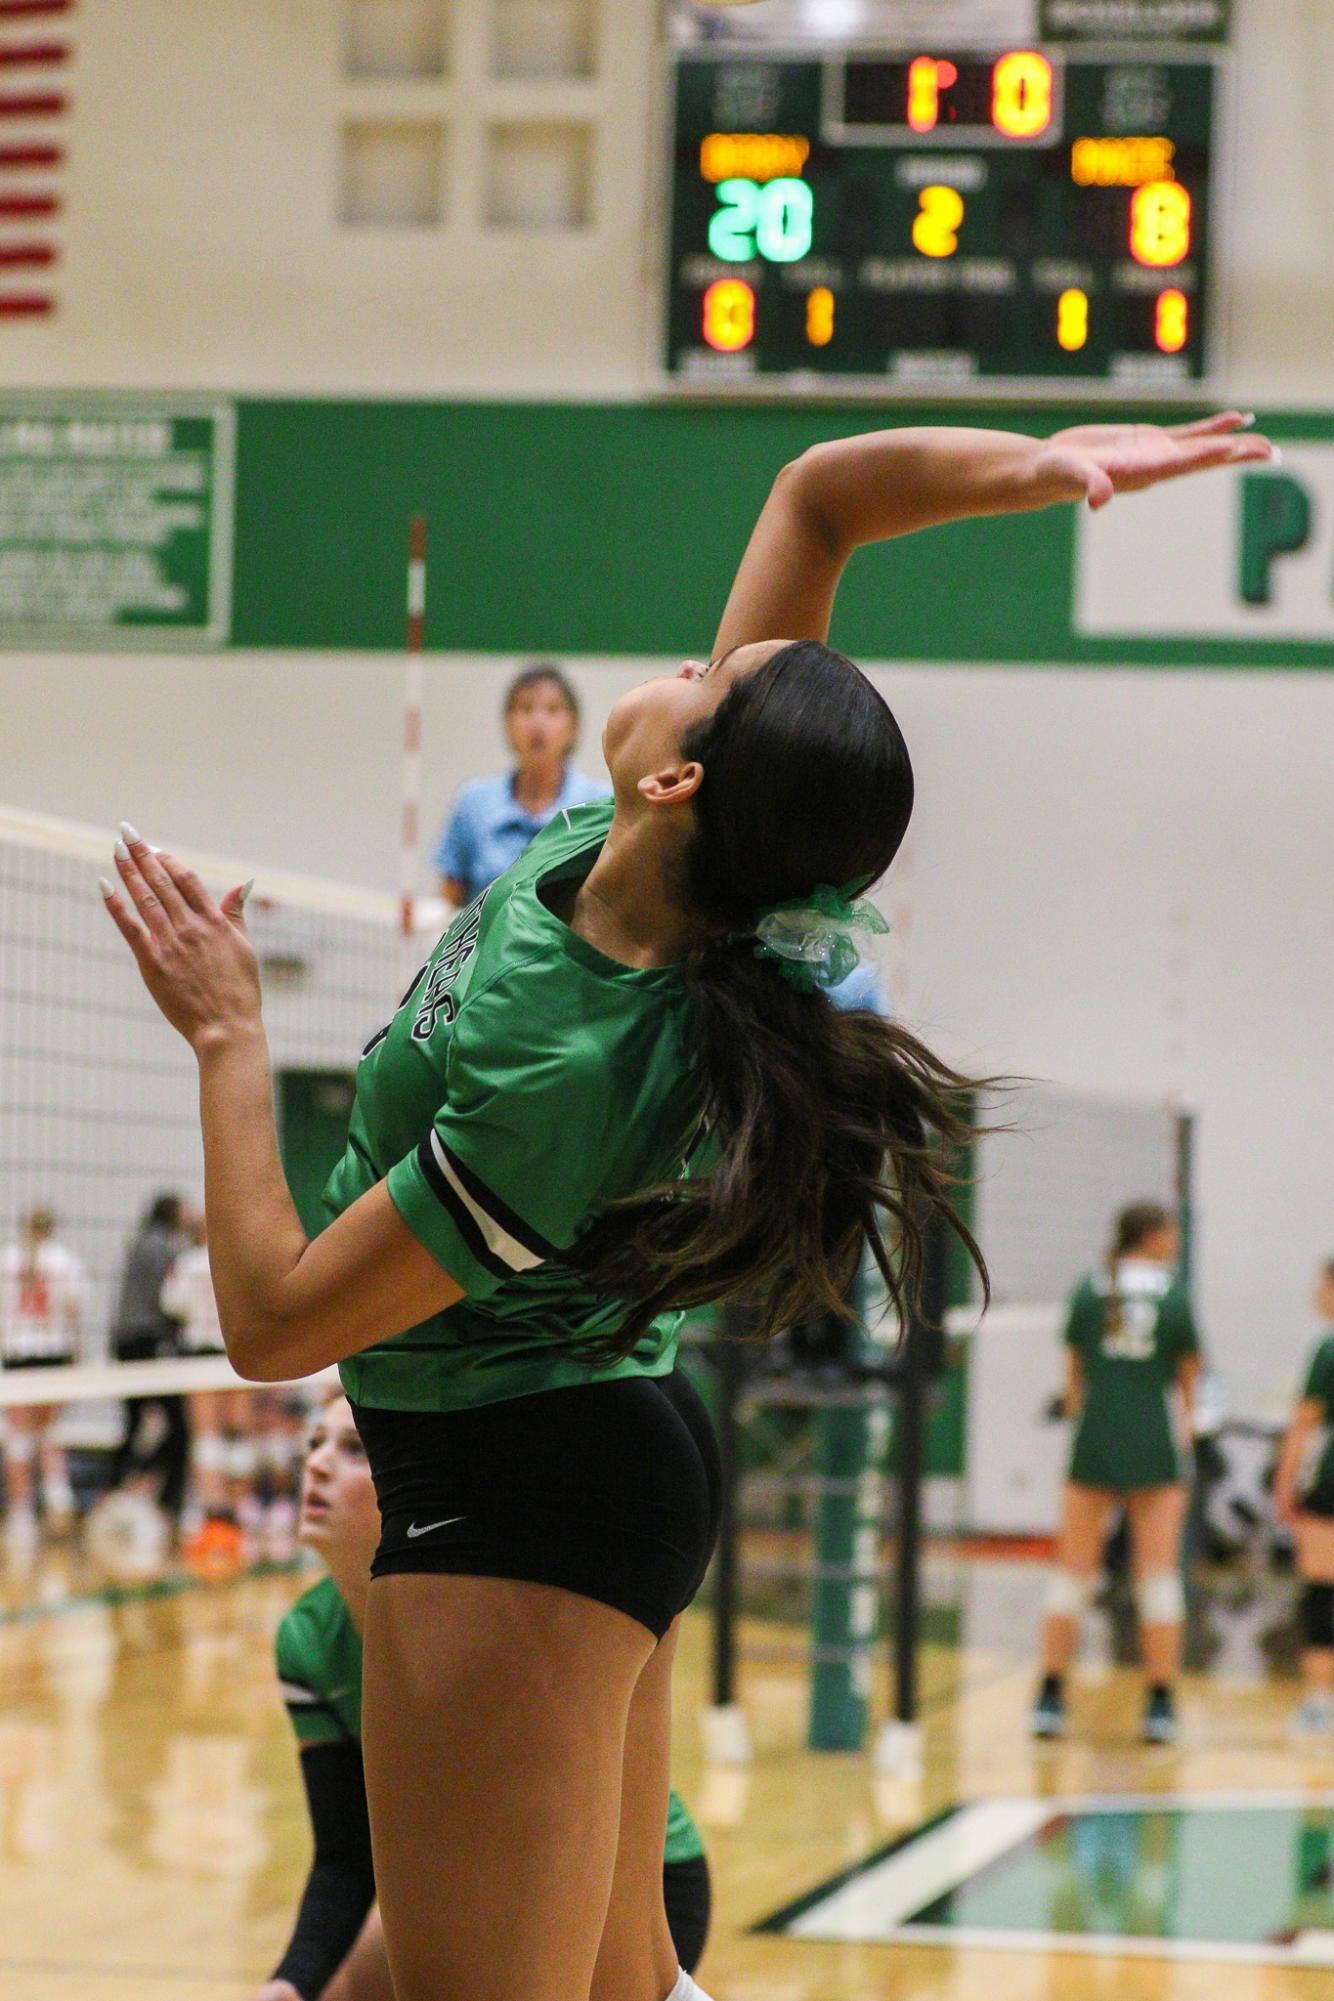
[575,640,987,1353]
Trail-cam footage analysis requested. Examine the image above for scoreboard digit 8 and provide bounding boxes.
[664,43,1223,391]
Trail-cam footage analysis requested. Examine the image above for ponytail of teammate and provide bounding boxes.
[576,638,985,1353]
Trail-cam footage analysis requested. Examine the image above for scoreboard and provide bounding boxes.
[664,45,1223,391]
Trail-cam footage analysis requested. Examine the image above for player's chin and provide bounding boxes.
[298,1501,334,1551]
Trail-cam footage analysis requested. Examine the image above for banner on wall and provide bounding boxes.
[1074,449,1334,645]
[0,399,235,648]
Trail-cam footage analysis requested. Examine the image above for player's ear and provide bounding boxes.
[637,758,703,807]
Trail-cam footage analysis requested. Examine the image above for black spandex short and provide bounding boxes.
[1,1353,73,1370]
[1301,1477,1334,1520]
[352,1367,722,1642]
[663,1852,711,1973]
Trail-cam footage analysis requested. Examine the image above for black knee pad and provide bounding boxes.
[1302,1582,1334,1649]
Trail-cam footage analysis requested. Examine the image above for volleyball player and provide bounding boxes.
[103,413,1272,2001]
[1032,1200,1202,1746]
[0,1205,85,1549]
[1273,1257,1334,1736]
[162,1211,249,1547]
[255,1392,711,2001]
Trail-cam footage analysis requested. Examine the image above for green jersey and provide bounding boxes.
[276,1575,364,1746]
[328,799,700,1413]
[1301,1334,1334,1488]
[1066,1260,1199,1491]
[274,1574,703,1864]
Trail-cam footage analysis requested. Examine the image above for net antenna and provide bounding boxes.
[400,516,428,961]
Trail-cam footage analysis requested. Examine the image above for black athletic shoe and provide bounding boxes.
[1142,1685,1177,1745]
[1031,1675,1065,1740]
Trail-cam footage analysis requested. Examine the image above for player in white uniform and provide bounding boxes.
[161,1212,253,1552]
[1,1207,86,1545]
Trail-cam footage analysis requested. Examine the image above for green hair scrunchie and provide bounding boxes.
[752,882,889,995]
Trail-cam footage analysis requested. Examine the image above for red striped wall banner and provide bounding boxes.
[0,0,71,317]
[0,142,62,165]
[0,191,57,214]
[0,41,68,65]
[0,91,66,114]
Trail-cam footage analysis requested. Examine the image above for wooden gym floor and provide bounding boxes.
[1,1548,1331,2001]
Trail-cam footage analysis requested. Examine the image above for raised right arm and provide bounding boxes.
[712,414,1273,658]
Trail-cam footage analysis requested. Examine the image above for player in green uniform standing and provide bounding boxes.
[254,1393,710,2000]
[1273,1257,1334,1736]
[103,411,1270,2001]
[1032,1201,1201,1746]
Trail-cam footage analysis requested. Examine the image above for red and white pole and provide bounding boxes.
[400,516,427,946]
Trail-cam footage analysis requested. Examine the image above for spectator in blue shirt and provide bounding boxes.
[435,663,609,908]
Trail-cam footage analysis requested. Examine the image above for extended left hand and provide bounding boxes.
[101,824,262,1050]
[1033,411,1277,510]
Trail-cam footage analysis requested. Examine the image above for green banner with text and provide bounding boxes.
[0,399,235,647]
[0,397,1328,667]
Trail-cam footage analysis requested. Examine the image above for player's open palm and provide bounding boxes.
[1034,410,1276,511]
[101,823,262,1050]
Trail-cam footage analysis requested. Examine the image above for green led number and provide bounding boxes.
[708,178,814,264]
[708,179,761,261]
[756,178,813,262]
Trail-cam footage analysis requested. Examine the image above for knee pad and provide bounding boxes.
[1302,1582,1334,1650]
[1137,1570,1186,1626]
[192,1431,228,1476]
[1044,1569,1092,1619]
[4,1429,35,1466]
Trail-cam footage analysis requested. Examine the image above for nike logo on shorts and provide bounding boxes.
[405,1515,467,1539]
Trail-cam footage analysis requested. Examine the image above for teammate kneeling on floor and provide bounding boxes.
[1031,1201,1201,1746]
[251,1392,713,2001]
[1274,1257,1334,1739]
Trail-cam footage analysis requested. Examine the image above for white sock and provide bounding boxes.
[665,1973,714,2001]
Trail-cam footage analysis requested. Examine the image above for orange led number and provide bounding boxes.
[992,51,1053,140]
[1057,288,1089,352]
[1155,288,1189,353]
[806,286,834,346]
[906,56,958,134]
[912,185,964,258]
[1130,180,1191,267]
[702,277,755,352]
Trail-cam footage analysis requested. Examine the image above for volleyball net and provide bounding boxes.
[0,805,408,1500]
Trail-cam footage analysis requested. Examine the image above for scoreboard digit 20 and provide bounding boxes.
[664,44,1223,391]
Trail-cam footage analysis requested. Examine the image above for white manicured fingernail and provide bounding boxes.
[239,879,254,907]
[1269,446,1284,466]
[114,839,130,862]
[97,876,117,900]
[119,821,141,845]
[1239,412,1256,428]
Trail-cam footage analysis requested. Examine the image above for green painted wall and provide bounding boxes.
[231,400,1333,668]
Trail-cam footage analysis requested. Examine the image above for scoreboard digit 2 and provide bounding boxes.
[664,44,1223,390]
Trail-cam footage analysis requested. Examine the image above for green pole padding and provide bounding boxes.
[807,1271,889,1752]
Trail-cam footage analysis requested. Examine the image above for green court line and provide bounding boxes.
[0,1554,309,1631]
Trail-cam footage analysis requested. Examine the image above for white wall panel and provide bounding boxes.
[2,647,1330,1409]
[0,0,1327,400]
